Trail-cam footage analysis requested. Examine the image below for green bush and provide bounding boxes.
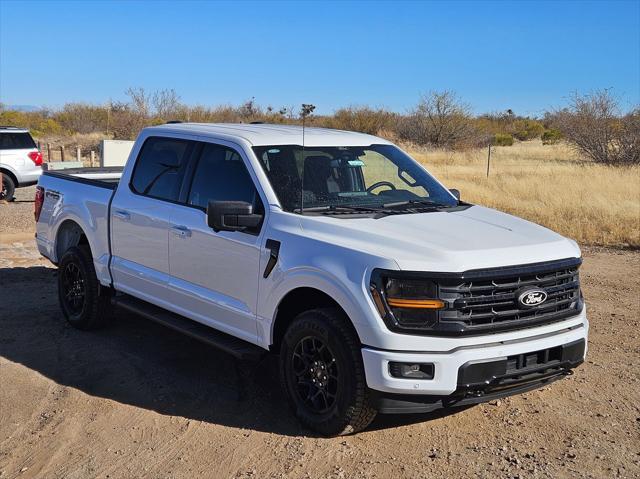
[512,119,544,140]
[0,109,63,136]
[493,133,514,146]
[541,128,563,145]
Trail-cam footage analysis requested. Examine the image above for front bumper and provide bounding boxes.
[361,311,588,408]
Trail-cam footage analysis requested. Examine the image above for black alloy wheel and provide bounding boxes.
[292,336,339,413]
[61,261,87,316]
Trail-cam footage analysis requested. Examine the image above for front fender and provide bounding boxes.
[258,266,368,348]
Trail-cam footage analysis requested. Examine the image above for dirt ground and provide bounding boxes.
[1,188,639,479]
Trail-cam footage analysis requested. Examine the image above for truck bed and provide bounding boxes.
[42,166,123,188]
[36,167,122,284]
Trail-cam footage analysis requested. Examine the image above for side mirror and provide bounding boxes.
[450,189,461,201]
[207,200,262,232]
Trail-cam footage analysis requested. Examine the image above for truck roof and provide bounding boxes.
[0,126,29,133]
[145,123,392,147]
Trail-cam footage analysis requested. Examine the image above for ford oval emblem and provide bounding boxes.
[517,288,548,308]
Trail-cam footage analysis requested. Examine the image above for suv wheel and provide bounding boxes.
[0,174,15,201]
[58,245,113,330]
[280,308,377,436]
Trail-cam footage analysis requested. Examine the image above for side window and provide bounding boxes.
[188,143,261,212]
[0,132,37,149]
[130,137,191,202]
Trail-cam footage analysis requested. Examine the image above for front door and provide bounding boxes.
[168,142,264,344]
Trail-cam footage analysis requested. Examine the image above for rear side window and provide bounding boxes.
[0,132,36,150]
[188,143,261,211]
[130,137,192,202]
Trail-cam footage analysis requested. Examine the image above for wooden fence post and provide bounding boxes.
[60,146,65,162]
[76,146,81,162]
[90,151,96,167]
[486,144,492,178]
[47,143,51,162]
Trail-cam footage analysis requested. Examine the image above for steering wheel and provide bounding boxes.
[367,181,397,193]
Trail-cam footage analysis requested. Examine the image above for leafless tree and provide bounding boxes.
[397,91,480,148]
[152,89,181,119]
[550,89,639,165]
[125,87,150,117]
[238,97,262,120]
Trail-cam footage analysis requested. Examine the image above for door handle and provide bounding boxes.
[171,225,192,238]
[113,210,130,221]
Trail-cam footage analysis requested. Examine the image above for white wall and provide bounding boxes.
[100,140,134,167]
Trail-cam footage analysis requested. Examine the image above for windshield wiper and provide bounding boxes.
[294,204,386,214]
[381,199,450,209]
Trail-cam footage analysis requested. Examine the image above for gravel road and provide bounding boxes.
[0,191,639,479]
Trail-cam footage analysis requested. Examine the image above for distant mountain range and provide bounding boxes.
[2,104,41,112]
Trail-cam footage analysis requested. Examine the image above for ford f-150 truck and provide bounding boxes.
[35,123,587,436]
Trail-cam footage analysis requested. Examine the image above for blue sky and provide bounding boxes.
[0,0,638,116]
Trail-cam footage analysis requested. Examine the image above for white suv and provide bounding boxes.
[0,127,43,200]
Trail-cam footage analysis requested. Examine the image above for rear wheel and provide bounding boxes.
[280,308,377,436]
[0,173,15,201]
[58,245,113,330]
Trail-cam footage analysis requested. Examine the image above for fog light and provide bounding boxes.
[389,362,434,379]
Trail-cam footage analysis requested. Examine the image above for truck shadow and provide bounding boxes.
[0,265,469,437]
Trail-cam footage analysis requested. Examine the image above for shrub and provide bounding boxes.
[549,90,639,165]
[55,103,108,134]
[325,106,394,135]
[493,133,514,146]
[512,119,544,141]
[108,102,147,140]
[542,128,563,145]
[396,91,480,149]
[0,109,63,137]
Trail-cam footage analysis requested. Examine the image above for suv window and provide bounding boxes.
[188,143,262,213]
[130,137,192,202]
[0,132,36,150]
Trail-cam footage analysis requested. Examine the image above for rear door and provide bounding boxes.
[110,136,195,304]
[167,141,265,344]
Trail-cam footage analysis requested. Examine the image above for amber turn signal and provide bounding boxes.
[386,298,445,309]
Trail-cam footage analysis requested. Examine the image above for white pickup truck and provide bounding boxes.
[35,123,587,435]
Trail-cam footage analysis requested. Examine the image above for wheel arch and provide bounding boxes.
[270,286,362,352]
[0,168,18,187]
[55,219,91,262]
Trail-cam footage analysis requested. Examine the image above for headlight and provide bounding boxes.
[370,271,445,332]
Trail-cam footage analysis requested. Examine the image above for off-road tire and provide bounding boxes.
[280,307,377,436]
[58,245,113,330]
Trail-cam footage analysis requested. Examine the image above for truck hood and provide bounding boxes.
[297,205,581,272]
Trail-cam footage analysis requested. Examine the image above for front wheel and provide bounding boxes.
[279,308,377,436]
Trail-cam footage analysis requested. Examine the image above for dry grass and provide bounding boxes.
[408,140,640,247]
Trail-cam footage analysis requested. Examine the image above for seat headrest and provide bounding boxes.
[304,156,332,179]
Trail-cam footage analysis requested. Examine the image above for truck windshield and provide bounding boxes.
[252,144,457,213]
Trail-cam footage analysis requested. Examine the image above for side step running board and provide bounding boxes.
[112,295,266,361]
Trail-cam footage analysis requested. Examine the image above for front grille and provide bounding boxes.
[438,258,583,334]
